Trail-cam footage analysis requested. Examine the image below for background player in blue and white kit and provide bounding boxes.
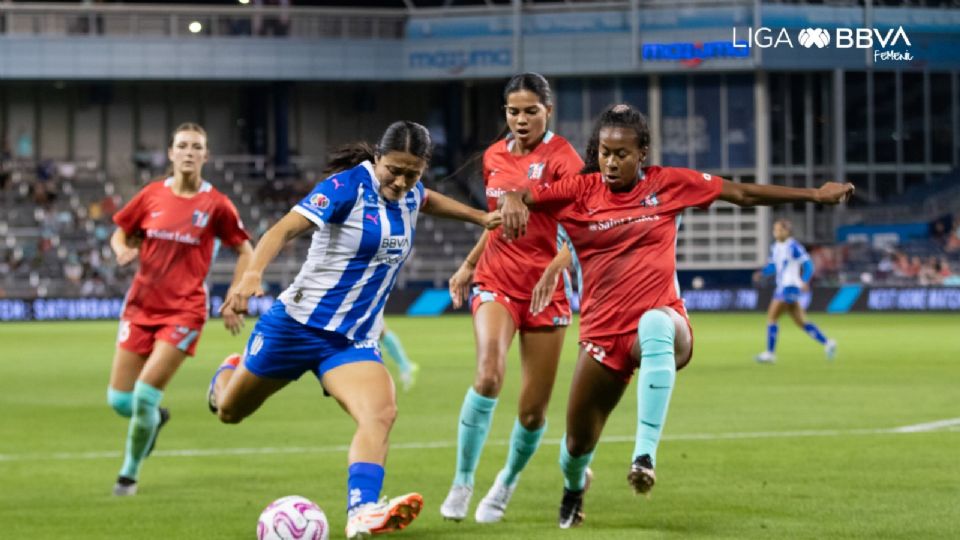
[755,219,837,364]
[208,121,501,539]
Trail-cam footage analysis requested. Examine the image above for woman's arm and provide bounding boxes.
[719,180,854,207]
[422,189,501,229]
[221,211,314,315]
[221,239,255,335]
[448,230,489,309]
[110,228,140,266]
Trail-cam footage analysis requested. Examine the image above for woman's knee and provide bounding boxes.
[217,403,245,424]
[358,403,398,433]
[564,431,597,457]
[473,352,505,397]
[517,409,546,431]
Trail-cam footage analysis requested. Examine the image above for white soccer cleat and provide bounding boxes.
[475,471,517,523]
[825,340,837,361]
[398,363,419,392]
[345,493,423,539]
[112,476,137,496]
[755,351,776,364]
[439,484,472,521]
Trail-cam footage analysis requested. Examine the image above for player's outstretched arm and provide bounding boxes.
[222,211,313,315]
[422,189,501,230]
[222,239,255,335]
[719,180,855,207]
[449,230,489,309]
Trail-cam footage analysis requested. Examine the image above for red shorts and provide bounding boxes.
[580,317,695,383]
[470,286,571,330]
[116,319,204,357]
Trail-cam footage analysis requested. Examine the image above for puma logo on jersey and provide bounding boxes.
[364,213,379,225]
[332,178,344,189]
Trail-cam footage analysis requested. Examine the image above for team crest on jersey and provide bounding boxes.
[309,193,330,210]
[640,192,660,208]
[528,162,546,180]
[192,210,210,228]
[702,173,712,181]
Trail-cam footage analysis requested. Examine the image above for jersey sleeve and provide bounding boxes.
[660,168,725,211]
[791,241,810,263]
[293,173,358,227]
[112,186,149,234]
[550,140,585,182]
[214,195,251,247]
[531,173,587,206]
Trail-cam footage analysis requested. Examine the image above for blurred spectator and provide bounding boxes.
[0,141,11,192]
[918,256,942,286]
[947,217,960,253]
[15,128,33,159]
[930,218,950,248]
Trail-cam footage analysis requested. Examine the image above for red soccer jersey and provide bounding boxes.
[473,132,584,300]
[113,178,250,326]
[531,167,724,339]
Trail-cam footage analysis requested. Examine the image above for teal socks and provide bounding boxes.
[107,387,133,418]
[559,439,594,491]
[454,387,498,486]
[119,380,164,480]
[501,418,546,486]
[634,310,677,467]
[381,330,414,373]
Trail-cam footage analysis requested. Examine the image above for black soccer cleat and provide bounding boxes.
[145,407,170,458]
[558,487,585,529]
[627,454,656,495]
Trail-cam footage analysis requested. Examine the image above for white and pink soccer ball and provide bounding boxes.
[257,495,329,540]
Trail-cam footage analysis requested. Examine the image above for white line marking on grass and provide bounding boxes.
[1,421,956,463]
[891,417,960,433]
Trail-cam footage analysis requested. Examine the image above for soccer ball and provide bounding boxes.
[257,495,329,540]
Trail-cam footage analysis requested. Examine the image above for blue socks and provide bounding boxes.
[454,387,498,486]
[502,419,546,486]
[119,380,163,480]
[766,323,779,353]
[804,322,828,345]
[559,439,594,491]
[107,387,133,418]
[347,462,385,512]
[381,330,414,373]
[634,310,677,467]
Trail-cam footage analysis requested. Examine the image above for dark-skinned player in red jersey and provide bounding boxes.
[442,73,584,524]
[499,104,854,528]
[107,123,253,497]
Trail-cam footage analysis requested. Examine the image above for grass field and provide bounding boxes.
[2,313,958,539]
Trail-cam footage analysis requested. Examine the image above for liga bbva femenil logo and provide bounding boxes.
[798,28,830,49]
[733,26,913,61]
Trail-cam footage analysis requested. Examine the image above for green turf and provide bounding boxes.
[1,313,958,539]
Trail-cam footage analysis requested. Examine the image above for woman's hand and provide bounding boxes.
[530,266,561,315]
[114,245,140,266]
[221,271,265,315]
[448,262,475,310]
[815,182,855,204]
[221,303,245,336]
[481,210,502,230]
[498,192,530,240]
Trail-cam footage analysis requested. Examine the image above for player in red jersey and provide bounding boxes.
[107,123,253,496]
[441,73,584,523]
[499,104,854,528]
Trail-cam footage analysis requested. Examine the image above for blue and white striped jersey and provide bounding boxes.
[280,161,426,341]
[766,238,812,289]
